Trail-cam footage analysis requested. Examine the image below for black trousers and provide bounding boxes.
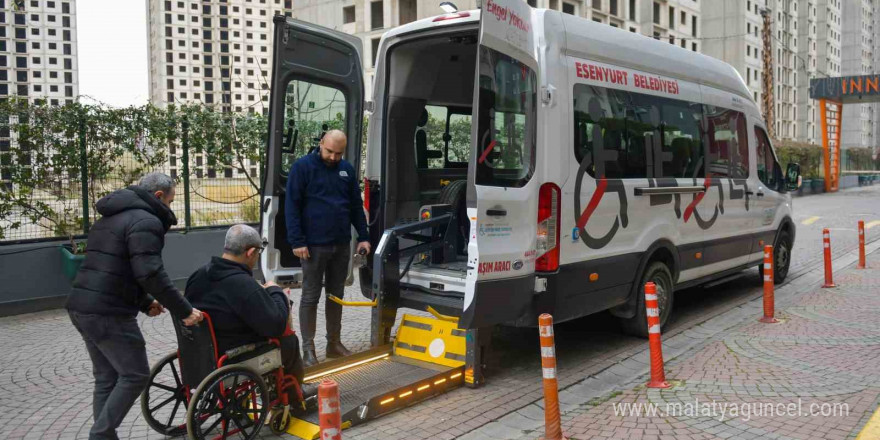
[299,243,350,352]
[69,311,150,440]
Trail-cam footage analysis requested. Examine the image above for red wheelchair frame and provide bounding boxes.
[140,312,304,440]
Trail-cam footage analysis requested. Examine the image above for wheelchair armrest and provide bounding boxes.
[224,341,273,360]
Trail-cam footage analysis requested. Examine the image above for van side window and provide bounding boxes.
[754,126,779,190]
[414,106,472,169]
[705,107,749,178]
[447,112,472,165]
[415,105,448,169]
[572,84,704,179]
[475,46,537,188]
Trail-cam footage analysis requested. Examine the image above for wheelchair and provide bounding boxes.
[140,312,305,439]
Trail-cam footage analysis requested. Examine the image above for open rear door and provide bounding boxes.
[461,1,541,329]
[261,15,364,285]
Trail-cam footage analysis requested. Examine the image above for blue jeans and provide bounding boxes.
[69,311,150,440]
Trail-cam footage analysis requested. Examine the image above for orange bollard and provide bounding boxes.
[759,245,778,323]
[318,379,342,440]
[822,228,836,288]
[859,220,866,269]
[644,282,670,388]
[538,314,566,440]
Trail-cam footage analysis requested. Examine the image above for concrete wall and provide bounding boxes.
[0,228,228,317]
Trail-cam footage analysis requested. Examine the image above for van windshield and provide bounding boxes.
[475,46,537,187]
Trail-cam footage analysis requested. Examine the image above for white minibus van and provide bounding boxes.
[260,0,801,347]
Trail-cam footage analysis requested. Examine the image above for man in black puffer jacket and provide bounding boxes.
[66,172,203,440]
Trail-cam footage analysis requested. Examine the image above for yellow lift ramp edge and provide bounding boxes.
[284,312,466,439]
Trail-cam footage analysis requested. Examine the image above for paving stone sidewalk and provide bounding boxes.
[454,242,880,440]
[548,252,880,439]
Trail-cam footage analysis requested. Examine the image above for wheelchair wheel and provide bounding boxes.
[141,351,188,437]
[186,364,269,440]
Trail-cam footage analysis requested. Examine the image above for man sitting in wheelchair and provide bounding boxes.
[185,224,315,402]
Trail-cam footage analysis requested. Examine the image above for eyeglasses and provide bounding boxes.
[251,246,265,255]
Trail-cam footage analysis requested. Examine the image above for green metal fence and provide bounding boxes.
[0,100,264,243]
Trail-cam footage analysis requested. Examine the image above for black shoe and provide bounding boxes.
[301,382,318,399]
[303,349,318,367]
[326,341,353,358]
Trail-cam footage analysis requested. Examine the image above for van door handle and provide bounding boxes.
[756,191,765,197]
[486,209,507,217]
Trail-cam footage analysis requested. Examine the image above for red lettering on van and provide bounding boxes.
[478,260,512,274]
[485,0,508,23]
[574,61,629,86]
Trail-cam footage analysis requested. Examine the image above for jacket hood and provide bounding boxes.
[95,186,178,231]
[206,256,254,282]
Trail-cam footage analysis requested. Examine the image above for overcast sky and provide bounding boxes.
[77,1,149,107]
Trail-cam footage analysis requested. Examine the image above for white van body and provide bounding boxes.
[261,0,798,338]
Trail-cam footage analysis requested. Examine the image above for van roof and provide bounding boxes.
[558,12,752,100]
[387,8,751,101]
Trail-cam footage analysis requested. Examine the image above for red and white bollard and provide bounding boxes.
[760,245,778,323]
[859,220,866,269]
[822,228,836,288]
[538,314,566,440]
[318,379,342,440]
[644,282,670,388]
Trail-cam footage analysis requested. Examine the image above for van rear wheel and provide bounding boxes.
[619,261,675,337]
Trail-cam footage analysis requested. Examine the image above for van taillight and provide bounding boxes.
[363,178,370,213]
[536,183,560,272]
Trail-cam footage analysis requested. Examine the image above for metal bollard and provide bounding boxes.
[760,245,779,323]
[645,282,670,388]
[538,313,566,440]
[859,220,866,269]
[318,379,342,440]
[822,228,836,288]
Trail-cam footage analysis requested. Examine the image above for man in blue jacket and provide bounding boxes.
[286,129,369,366]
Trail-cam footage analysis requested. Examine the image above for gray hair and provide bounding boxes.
[139,172,176,194]
[224,224,263,256]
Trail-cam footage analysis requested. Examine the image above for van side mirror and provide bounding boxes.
[785,163,801,191]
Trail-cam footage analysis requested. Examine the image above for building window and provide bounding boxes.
[563,2,575,14]
[371,38,380,67]
[692,15,697,36]
[668,7,674,27]
[653,2,660,24]
[371,1,383,30]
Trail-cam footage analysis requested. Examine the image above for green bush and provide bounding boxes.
[773,140,823,179]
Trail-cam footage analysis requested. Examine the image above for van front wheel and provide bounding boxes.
[619,261,675,337]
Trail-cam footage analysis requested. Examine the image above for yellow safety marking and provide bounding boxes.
[303,352,390,382]
[426,306,459,323]
[801,216,821,225]
[866,220,880,230]
[285,417,351,439]
[286,417,322,440]
[327,294,377,307]
[393,314,466,368]
[856,404,880,440]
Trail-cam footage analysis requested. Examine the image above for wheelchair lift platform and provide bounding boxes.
[284,313,467,439]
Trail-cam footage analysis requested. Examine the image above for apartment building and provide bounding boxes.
[0,0,79,186]
[0,0,78,105]
[703,0,845,144]
[840,0,875,149]
[702,0,769,118]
